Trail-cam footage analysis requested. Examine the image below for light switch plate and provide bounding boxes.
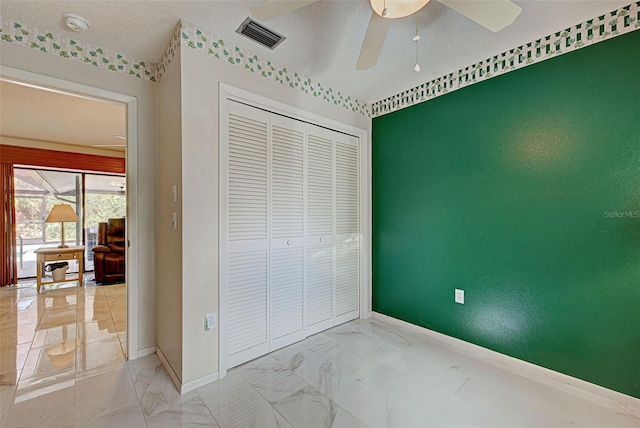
[455,289,464,304]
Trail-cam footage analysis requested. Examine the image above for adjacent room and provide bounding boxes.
[1,0,638,427]
[0,81,130,411]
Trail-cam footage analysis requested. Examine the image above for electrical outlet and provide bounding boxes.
[171,212,177,229]
[204,313,216,331]
[455,289,464,304]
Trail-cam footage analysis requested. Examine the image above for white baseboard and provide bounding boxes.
[156,346,219,394]
[180,371,219,394]
[371,312,640,419]
[156,345,183,393]
[136,346,156,358]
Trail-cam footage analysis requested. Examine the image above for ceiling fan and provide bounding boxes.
[110,181,126,195]
[250,0,522,70]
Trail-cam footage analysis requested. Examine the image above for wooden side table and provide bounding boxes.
[36,246,85,292]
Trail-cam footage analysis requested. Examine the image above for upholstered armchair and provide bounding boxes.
[91,218,125,284]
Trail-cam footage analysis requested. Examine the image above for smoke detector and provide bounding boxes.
[63,13,90,32]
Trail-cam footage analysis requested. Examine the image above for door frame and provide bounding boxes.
[0,66,139,359]
[218,83,370,377]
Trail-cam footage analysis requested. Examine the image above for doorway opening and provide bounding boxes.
[0,71,135,361]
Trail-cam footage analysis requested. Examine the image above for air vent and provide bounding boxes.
[236,17,286,50]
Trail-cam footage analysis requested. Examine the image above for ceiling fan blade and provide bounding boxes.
[437,0,522,32]
[251,0,318,21]
[356,11,391,71]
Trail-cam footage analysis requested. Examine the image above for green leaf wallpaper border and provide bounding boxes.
[3,3,637,118]
[0,17,157,81]
[371,2,640,117]
[156,21,181,81]
[178,21,370,117]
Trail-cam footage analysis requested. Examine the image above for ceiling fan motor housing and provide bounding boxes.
[370,0,431,19]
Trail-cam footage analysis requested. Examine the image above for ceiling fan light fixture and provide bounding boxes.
[371,0,430,19]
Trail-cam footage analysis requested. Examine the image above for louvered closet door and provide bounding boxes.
[269,114,306,351]
[222,98,361,369]
[305,125,335,335]
[223,102,270,368]
[335,133,360,324]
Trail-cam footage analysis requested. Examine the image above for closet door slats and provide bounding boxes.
[307,134,334,237]
[228,112,268,241]
[272,124,304,238]
[224,101,359,369]
[305,244,333,329]
[270,247,304,342]
[336,243,359,318]
[336,142,358,235]
[227,250,268,355]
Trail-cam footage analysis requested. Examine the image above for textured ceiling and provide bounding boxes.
[0,0,630,102]
[0,1,632,103]
[0,80,126,151]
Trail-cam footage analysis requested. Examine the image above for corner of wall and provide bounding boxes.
[155,42,184,380]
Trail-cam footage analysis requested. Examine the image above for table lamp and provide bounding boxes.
[45,204,79,248]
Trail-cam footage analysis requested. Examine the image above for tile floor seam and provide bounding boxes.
[270,396,301,428]
[124,356,150,428]
[271,348,371,427]
[332,395,370,427]
[294,349,370,425]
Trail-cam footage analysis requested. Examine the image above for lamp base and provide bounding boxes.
[59,222,68,249]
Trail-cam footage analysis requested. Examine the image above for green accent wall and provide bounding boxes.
[372,30,640,398]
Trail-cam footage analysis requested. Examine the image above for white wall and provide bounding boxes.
[1,35,372,385]
[156,51,184,380]
[177,47,371,385]
[0,42,157,355]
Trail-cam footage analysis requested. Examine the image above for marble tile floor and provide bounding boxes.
[2,287,638,427]
[1,280,127,427]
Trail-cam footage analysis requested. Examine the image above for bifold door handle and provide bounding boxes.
[319,237,324,243]
[286,240,291,246]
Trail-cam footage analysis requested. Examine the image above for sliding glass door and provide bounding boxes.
[14,169,82,278]
[14,168,125,279]
[84,174,126,271]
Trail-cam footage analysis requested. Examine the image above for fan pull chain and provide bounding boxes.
[413,16,421,72]
[382,0,388,16]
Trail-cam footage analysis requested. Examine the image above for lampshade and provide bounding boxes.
[370,0,431,18]
[45,204,80,223]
